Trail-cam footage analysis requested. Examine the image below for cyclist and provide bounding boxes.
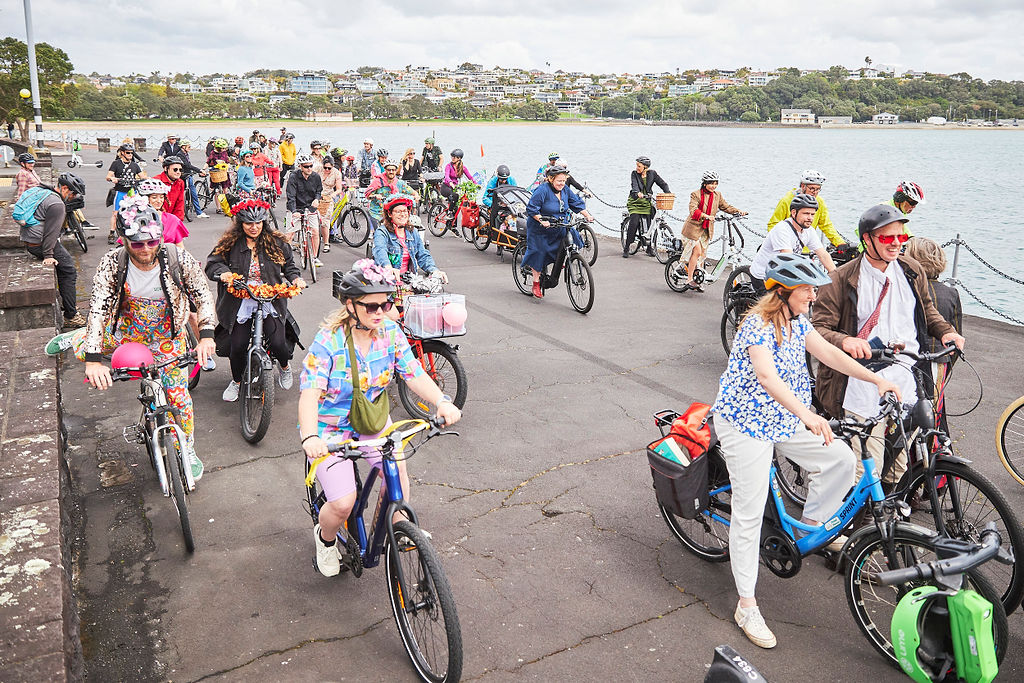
[250,143,273,189]
[400,148,422,185]
[749,194,836,290]
[157,133,181,161]
[135,178,189,248]
[17,173,88,329]
[371,194,448,286]
[78,199,216,481]
[812,204,964,485]
[233,149,255,195]
[177,140,210,219]
[205,198,306,401]
[318,156,344,252]
[712,253,901,649]
[279,133,297,181]
[154,156,187,221]
[13,152,41,200]
[365,159,418,233]
[232,136,246,160]
[105,143,147,244]
[623,156,670,258]
[889,180,925,216]
[264,138,283,195]
[482,164,518,228]
[298,259,461,576]
[206,139,232,195]
[309,140,326,172]
[680,170,747,291]
[328,145,347,167]
[342,155,358,182]
[358,138,376,186]
[438,148,473,215]
[248,129,261,146]
[284,153,324,266]
[524,165,595,299]
[766,170,845,247]
[370,148,390,178]
[421,136,443,172]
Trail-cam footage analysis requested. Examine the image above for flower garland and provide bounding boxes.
[224,272,302,299]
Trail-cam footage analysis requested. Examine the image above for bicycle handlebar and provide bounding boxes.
[826,392,902,436]
[108,351,197,382]
[869,341,961,365]
[875,524,1007,586]
[325,417,455,457]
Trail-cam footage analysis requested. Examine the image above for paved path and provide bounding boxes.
[61,162,1024,682]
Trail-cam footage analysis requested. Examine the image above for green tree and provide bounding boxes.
[0,36,76,139]
[740,111,759,122]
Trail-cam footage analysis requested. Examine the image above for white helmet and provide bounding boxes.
[363,137,374,145]
[295,154,315,166]
[800,169,826,185]
[137,178,172,196]
[895,180,925,205]
[701,170,719,183]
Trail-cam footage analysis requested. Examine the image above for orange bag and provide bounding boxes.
[668,402,712,461]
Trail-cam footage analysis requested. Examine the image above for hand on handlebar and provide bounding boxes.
[85,362,113,390]
[436,401,461,427]
[302,434,328,459]
[842,336,873,359]
[941,331,966,352]
[292,277,308,289]
[802,410,835,445]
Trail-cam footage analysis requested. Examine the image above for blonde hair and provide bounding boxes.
[743,290,793,346]
[404,148,415,157]
[321,300,383,338]
[904,236,947,280]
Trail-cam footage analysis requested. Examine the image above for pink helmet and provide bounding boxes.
[110,342,155,378]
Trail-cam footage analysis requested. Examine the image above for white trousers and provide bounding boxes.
[717,417,856,599]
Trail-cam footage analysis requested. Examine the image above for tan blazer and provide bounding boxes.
[681,189,740,241]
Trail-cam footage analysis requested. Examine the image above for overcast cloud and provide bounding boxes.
[2,0,1021,80]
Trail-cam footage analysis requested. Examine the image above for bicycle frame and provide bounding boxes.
[345,452,421,571]
[703,216,749,283]
[124,362,194,494]
[244,302,275,392]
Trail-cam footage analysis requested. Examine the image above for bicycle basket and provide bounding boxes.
[647,437,709,519]
[422,171,444,183]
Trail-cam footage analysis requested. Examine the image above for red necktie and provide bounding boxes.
[857,278,890,339]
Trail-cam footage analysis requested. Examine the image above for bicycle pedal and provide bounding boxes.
[122,424,146,445]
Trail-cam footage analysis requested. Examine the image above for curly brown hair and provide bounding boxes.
[211,216,287,265]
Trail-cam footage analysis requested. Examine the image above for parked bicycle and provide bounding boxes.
[61,196,88,253]
[620,210,674,263]
[666,213,749,293]
[996,395,1024,487]
[420,172,445,223]
[512,216,596,313]
[304,418,463,682]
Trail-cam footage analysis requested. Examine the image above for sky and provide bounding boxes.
[2,0,1022,81]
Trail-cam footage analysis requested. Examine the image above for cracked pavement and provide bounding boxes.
[62,161,1024,681]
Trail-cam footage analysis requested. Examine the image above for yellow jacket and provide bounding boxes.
[766,189,844,246]
[279,140,297,166]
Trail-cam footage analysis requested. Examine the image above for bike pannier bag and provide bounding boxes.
[647,436,709,519]
[669,402,713,461]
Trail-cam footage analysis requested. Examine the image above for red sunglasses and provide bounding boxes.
[874,232,910,245]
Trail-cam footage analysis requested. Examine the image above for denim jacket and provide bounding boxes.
[372,226,437,275]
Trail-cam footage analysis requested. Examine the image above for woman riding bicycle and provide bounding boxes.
[711,253,900,650]
[523,165,595,299]
[623,156,670,258]
[438,148,473,214]
[680,170,746,291]
[205,199,307,402]
[372,195,448,284]
[298,260,462,577]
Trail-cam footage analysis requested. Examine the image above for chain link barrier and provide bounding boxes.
[586,189,627,210]
[942,237,1024,287]
[948,279,1024,326]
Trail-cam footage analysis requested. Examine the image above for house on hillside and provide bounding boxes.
[872,112,899,124]
[781,108,815,124]
[288,73,329,94]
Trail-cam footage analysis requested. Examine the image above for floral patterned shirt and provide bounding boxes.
[300,319,424,437]
[711,314,812,442]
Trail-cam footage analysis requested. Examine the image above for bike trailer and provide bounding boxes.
[647,404,717,519]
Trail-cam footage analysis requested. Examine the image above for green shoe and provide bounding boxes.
[186,449,204,483]
[45,330,79,356]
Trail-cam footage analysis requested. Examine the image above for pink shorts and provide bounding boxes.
[311,423,390,502]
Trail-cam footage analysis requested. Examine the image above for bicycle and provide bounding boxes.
[620,210,674,263]
[996,395,1024,486]
[61,196,88,253]
[290,210,321,284]
[114,351,199,552]
[328,187,371,247]
[193,173,213,211]
[666,213,749,293]
[420,173,445,223]
[304,418,463,682]
[512,216,596,314]
[874,523,1011,682]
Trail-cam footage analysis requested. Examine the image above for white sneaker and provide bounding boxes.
[314,524,341,576]
[322,243,330,253]
[202,357,217,371]
[222,380,240,402]
[278,364,293,390]
[197,212,210,219]
[734,603,777,649]
[313,258,324,267]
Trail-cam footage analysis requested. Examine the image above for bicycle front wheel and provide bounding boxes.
[163,430,195,553]
[620,215,640,255]
[654,224,673,264]
[997,396,1024,486]
[304,229,319,283]
[428,204,448,237]
[511,243,531,295]
[845,526,1008,668]
[69,212,88,253]
[577,224,598,266]
[565,253,595,314]
[397,341,467,421]
[386,520,463,683]
[723,265,754,309]
[240,354,275,443]
[472,225,491,251]
[341,207,371,247]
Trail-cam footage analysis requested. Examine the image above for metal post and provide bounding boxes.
[22,0,44,148]
[946,232,961,285]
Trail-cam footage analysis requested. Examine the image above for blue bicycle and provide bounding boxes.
[304,419,463,683]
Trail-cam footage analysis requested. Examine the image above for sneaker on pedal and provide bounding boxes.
[734,603,777,649]
[185,446,204,482]
[313,258,324,267]
[322,243,330,253]
[278,364,293,390]
[314,524,341,576]
[222,380,240,402]
[45,329,80,356]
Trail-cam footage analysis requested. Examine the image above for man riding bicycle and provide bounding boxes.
[523,165,595,299]
[482,164,518,229]
[749,193,836,292]
[421,136,443,172]
[766,170,845,247]
[358,138,376,187]
[285,154,325,267]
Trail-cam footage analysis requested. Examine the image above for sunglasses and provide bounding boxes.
[129,239,161,249]
[874,232,911,245]
[300,164,313,169]
[355,300,395,314]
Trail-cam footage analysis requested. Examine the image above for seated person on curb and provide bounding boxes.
[298,260,462,577]
[766,169,845,247]
[205,199,306,402]
[712,253,900,650]
[749,193,836,292]
[812,204,964,488]
[482,164,518,228]
[284,154,324,266]
[523,165,595,299]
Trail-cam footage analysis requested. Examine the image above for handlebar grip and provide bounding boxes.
[876,563,930,586]
[827,419,842,431]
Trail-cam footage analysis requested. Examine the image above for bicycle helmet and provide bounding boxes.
[295,154,315,166]
[118,142,135,152]
[636,156,651,167]
[310,140,322,149]
[332,258,397,301]
[16,152,35,164]
[496,164,511,179]
[376,148,388,158]
[179,139,192,148]
[345,155,354,162]
[331,146,346,158]
[268,137,278,144]
[545,164,569,177]
[214,138,228,149]
[789,192,819,212]
[701,169,719,183]
[232,198,271,223]
[894,180,925,205]
[57,172,86,196]
[162,155,184,168]
[111,342,155,378]
[363,137,373,144]
[799,169,826,185]
[450,148,464,159]
[116,201,164,242]
[238,149,253,160]
[250,142,262,151]
[137,178,171,196]
[383,159,399,170]
[764,253,832,290]
[424,137,435,144]
[548,151,560,160]
[234,136,244,145]
[252,129,260,135]
[858,203,910,242]
[285,132,295,140]
[383,194,414,214]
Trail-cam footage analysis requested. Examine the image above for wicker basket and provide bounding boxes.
[654,192,676,210]
[210,168,229,183]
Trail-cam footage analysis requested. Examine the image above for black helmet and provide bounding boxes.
[636,156,651,167]
[57,172,86,196]
[16,152,35,165]
[545,164,569,177]
[789,193,819,212]
[858,204,910,242]
[118,143,134,152]
[496,164,511,179]
[162,155,184,168]
[232,198,271,223]
[450,148,464,159]
[332,260,398,301]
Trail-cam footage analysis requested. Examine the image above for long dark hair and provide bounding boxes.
[212,216,287,265]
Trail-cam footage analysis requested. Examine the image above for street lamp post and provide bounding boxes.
[22,0,45,148]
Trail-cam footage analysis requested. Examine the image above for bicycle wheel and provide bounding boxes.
[845,526,1008,668]
[240,353,275,444]
[620,215,640,255]
[897,460,1024,613]
[184,195,195,222]
[565,253,595,314]
[472,225,491,251]
[654,224,673,264]
[67,212,88,253]
[511,243,531,295]
[773,451,808,506]
[268,208,280,232]
[996,396,1024,486]
[720,299,749,355]
[341,207,371,247]
[386,520,463,683]
[661,450,731,561]
[460,216,475,243]
[664,254,689,292]
[428,204,449,237]
[184,326,201,391]
[723,265,754,309]
[397,341,467,421]
[197,180,212,210]
[577,224,598,266]
[162,429,195,553]
[305,229,319,284]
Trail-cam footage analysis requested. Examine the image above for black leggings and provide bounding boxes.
[624,211,654,250]
[229,316,291,382]
[27,243,78,318]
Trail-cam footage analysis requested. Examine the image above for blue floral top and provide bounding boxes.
[300,319,424,437]
[711,314,812,442]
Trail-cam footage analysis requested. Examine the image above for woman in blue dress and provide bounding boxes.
[523,165,595,299]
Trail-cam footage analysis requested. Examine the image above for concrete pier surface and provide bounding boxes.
[57,161,1024,681]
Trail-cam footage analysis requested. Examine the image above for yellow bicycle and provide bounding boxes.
[328,186,371,247]
[996,395,1024,486]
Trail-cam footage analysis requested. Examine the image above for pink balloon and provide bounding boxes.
[442,302,468,328]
